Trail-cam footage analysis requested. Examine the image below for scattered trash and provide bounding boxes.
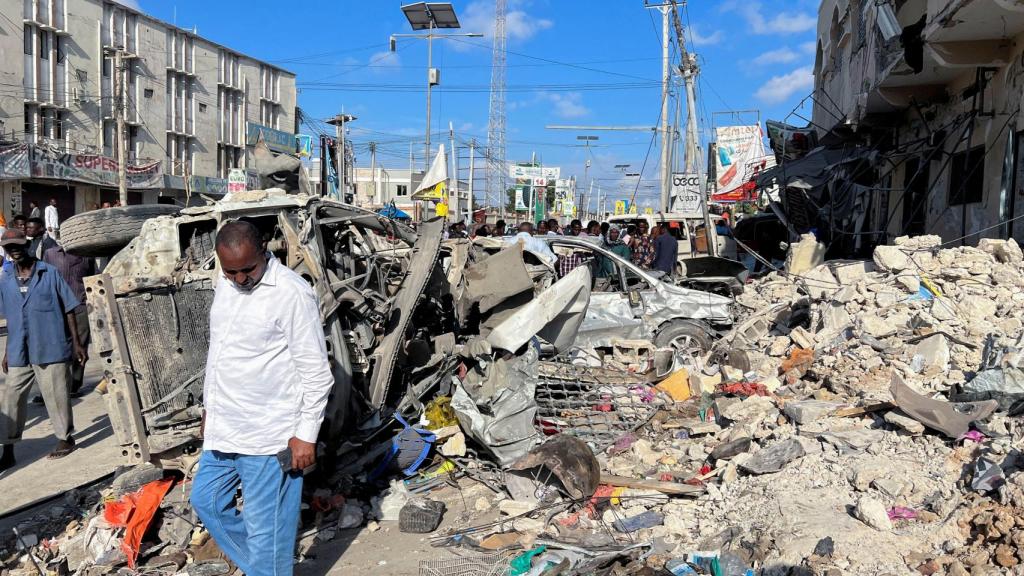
[399,499,446,534]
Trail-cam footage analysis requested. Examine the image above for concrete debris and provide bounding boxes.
[15,226,1024,576]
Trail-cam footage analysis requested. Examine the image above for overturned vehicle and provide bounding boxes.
[72,192,733,470]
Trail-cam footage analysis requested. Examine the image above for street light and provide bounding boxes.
[575,135,598,219]
[326,113,357,202]
[392,3,482,171]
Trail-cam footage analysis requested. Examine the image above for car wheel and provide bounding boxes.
[654,320,713,368]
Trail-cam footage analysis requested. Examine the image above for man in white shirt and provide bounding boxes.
[44,198,59,239]
[190,220,334,576]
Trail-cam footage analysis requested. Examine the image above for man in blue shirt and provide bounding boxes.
[0,229,86,470]
[652,224,679,278]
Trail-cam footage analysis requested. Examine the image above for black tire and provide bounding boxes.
[654,320,713,365]
[61,205,180,257]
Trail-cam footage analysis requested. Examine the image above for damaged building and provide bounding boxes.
[800,0,1024,249]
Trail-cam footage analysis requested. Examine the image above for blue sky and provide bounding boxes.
[134,0,819,209]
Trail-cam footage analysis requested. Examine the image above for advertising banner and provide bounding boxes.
[228,168,247,194]
[508,164,560,180]
[670,172,703,213]
[0,145,164,189]
[766,120,818,163]
[714,125,764,194]
[514,187,527,211]
[614,200,626,215]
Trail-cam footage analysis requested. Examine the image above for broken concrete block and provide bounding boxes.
[690,370,722,395]
[873,245,911,273]
[895,234,941,250]
[801,265,840,300]
[821,303,852,333]
[739,438,806,475]
[832,260,875,284]
[860,315,894,338]
[709,437,752,461]
[979,238,1024,265]
[959,295,997,319]
[789,326,815,349]
[785,233,827,275]
[871,477,905,499]
[719,395,779,426]
[720,365,744,382]
[768,335,791,357]
[855,495,893,531]
[930,298,957,322]
[896,275,920,293]
[910,334,949,374]
[783,400,841,425]
[440,432,467,457]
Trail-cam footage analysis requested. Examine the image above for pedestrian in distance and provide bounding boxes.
[189,220,334,576]
[569,219,583,236]
[493,219,507,237]
[0,229,86,470]
[630,220,655,269]
[45,198,59,239]
[652,223,679,278]
[27,201,41,220]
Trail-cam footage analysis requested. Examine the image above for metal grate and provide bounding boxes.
[533,363,665,450]
[418,553,512,576]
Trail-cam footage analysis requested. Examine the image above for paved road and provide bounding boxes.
[0,350,118,515]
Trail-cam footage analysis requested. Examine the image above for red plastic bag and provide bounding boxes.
[102,477,174,568]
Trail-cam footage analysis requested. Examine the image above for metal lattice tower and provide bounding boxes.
[486,0,507,212]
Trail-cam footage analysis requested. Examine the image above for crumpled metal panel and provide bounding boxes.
[368,217,445,411]
[486,265,591,354]
[533,363,665,450]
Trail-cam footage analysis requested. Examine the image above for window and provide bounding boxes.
[24,25,32,55]
[56,36,65,63]
[24,104,36,143]
[39,29,49,59]
[949,146,985,206]
[144,88,153,98]
[102,57,110,78]
[396,184,408,197]
[199,102,206,113]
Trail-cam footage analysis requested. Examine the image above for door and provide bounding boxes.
[573,246,647,347]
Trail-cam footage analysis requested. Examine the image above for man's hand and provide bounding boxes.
[73,343,88,365]
[288,437,315,471]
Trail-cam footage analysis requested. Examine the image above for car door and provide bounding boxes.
[575,245,648,348]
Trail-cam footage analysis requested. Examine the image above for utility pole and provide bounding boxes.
[658,5,672,214]
[327,112,357,202]
[111,48,128,206]
[669,0,715,255]
[369,141,377,207]
[528,151,536,223]
[468,139,475,223]
[449,121,459,220]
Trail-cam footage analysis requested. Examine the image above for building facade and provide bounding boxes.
[812,0,1024,245]
[0,0,296,220]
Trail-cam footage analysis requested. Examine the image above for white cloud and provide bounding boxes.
[687,25,723,47]
[800,41,817,54]
[726,1,816,35]
[544,92,588,119]
[368,50,400,72]
[751,48,800,66]
[456,0,553,51]
[755,66,814,104]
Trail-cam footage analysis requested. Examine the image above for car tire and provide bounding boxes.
[654,320,713,365]
[61,205,181,257]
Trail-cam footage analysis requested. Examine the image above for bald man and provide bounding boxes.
[190,220,333,576]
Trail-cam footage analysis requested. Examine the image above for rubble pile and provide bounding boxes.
[7,231,1024,575]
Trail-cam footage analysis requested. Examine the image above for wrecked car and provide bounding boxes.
[80,191,432,469]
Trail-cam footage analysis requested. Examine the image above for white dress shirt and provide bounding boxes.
[202,256,334,455]
[44,205,59,230]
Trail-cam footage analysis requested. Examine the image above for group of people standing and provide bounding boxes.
[451,216,680,277]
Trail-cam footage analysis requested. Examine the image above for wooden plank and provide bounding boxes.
[832,402,894,418]
[599,474,705,496]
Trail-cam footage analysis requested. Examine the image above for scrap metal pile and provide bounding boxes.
[7,202,1024,574]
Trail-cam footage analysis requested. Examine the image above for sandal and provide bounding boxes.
[47,439,76,459]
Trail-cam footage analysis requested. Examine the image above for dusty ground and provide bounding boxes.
[0,345,116,523]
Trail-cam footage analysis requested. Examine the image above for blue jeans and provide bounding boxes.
[190,450,303,576]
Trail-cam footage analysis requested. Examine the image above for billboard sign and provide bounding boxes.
[714,125,764,193]
[670,172,703,213]
[508,164,560,180]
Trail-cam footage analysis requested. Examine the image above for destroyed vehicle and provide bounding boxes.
[80,191,430,470]
[534,236,734,358]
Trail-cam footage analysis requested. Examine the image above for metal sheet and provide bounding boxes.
[575,292,646,348]
[486,265,591,354]
[368,217,445,411]
[464,243,534,313]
